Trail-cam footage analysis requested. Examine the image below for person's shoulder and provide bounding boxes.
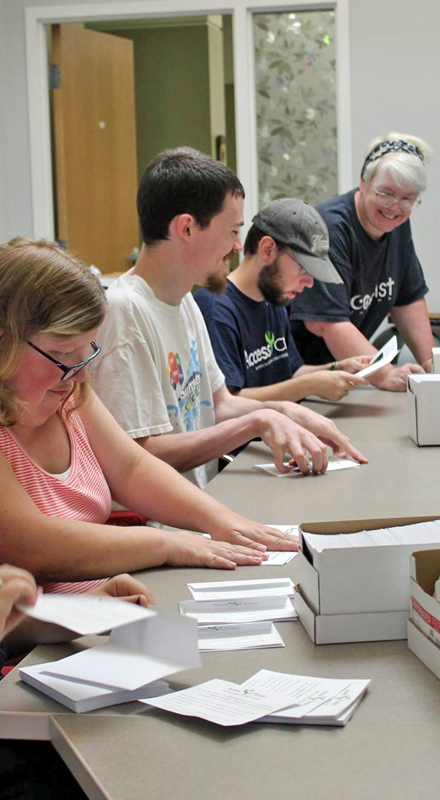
[106,271,153,312]
[194,284,238,316]
[316,189,356,227]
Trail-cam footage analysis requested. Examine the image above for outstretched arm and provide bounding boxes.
[232,368,367,403]
[305,319,425,392]
[390,298,434,370]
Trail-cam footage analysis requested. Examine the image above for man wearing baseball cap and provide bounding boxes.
[195,198,371,403]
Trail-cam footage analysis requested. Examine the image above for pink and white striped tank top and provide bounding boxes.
[0,408,112,595]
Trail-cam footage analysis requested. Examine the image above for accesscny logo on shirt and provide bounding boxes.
[350,277,395,313]
[244,331,288,369]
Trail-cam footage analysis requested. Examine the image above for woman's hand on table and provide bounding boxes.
[164,530,270,569]
[207,517,299,552]
[90,574,155,606]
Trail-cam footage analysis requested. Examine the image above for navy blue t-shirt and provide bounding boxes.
[290,189,429,364]
[195,282,303,390]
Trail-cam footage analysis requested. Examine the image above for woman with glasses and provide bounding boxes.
[0,237,290,596]
[290,133,434,391]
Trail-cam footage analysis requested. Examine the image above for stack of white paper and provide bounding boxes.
[198,622,284,652]
[142,669,370,727]
[187,578,294,601]
[19,598,200,713]
[181,579,297,649]
[180,596,297,625]
[302,519,440,554]
[20,665,171,713]
[242,669,370,726]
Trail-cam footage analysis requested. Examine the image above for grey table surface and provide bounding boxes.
[2,387,440,799]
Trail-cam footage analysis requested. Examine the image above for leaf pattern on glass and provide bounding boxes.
[253,10,338,206]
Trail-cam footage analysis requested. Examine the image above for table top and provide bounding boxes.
[2,387,440,799]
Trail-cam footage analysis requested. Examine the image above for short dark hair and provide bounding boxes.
[243,224,289,256]
[137,147,245,246]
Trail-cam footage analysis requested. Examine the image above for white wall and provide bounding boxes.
[349,0,440,309]
[1,0,439,306]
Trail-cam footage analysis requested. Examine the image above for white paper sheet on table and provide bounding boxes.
[253,457,360,477]
[141,678,294,726]
[262,525,298,564]
[355,335,398,378]
[43,609,200,691]
[17,593,155,635]
[198,622,284,652]
[180,596,297,624]
[187,577,294,601]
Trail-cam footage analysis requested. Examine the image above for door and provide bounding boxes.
[51,24,139,273]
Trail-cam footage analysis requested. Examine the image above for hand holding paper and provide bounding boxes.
[355,335,398,379]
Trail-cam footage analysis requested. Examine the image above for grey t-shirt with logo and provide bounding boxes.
[289,188,428,364]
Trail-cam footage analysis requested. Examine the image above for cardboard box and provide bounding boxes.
[432,347,440,374]
[409,549,440,646]
[294,516,440,644]
[407,374,440,445]
[407,619,440,681]
[295,587,408,645]
[298,516,440,615]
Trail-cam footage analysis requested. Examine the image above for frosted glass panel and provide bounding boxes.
[253,10,337,207]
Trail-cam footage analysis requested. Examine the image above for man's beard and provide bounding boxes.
[204,272,228,295]
[204,249,235,295]
[257,258,290,306]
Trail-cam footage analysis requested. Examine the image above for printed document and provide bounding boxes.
[142,678,294,726]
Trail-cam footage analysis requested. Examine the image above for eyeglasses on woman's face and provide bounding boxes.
[26,340,101,381]
[373,188,421,213]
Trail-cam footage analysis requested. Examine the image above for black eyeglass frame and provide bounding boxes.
[27,340,101,381]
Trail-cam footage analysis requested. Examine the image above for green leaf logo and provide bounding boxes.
[264,331,275,353]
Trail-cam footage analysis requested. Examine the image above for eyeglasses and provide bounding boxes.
[27,341,101,381]
[284,250,308,275]
[374,189,421,212]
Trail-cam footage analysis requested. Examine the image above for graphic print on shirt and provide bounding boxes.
[244,330,289,371]
[167,340,212,430]
[350,277,396,314]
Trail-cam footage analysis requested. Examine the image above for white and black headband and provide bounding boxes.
[361,139,424,178]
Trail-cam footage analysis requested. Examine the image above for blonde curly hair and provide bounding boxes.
[0,237,107,426]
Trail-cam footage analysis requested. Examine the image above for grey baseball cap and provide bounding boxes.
[252,198,343,284]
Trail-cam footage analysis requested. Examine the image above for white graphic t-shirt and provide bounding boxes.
[92,271,225,489]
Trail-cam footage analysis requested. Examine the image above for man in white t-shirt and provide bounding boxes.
[92,148,366,515]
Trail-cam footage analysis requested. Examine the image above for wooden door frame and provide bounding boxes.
[25,0,352,241]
